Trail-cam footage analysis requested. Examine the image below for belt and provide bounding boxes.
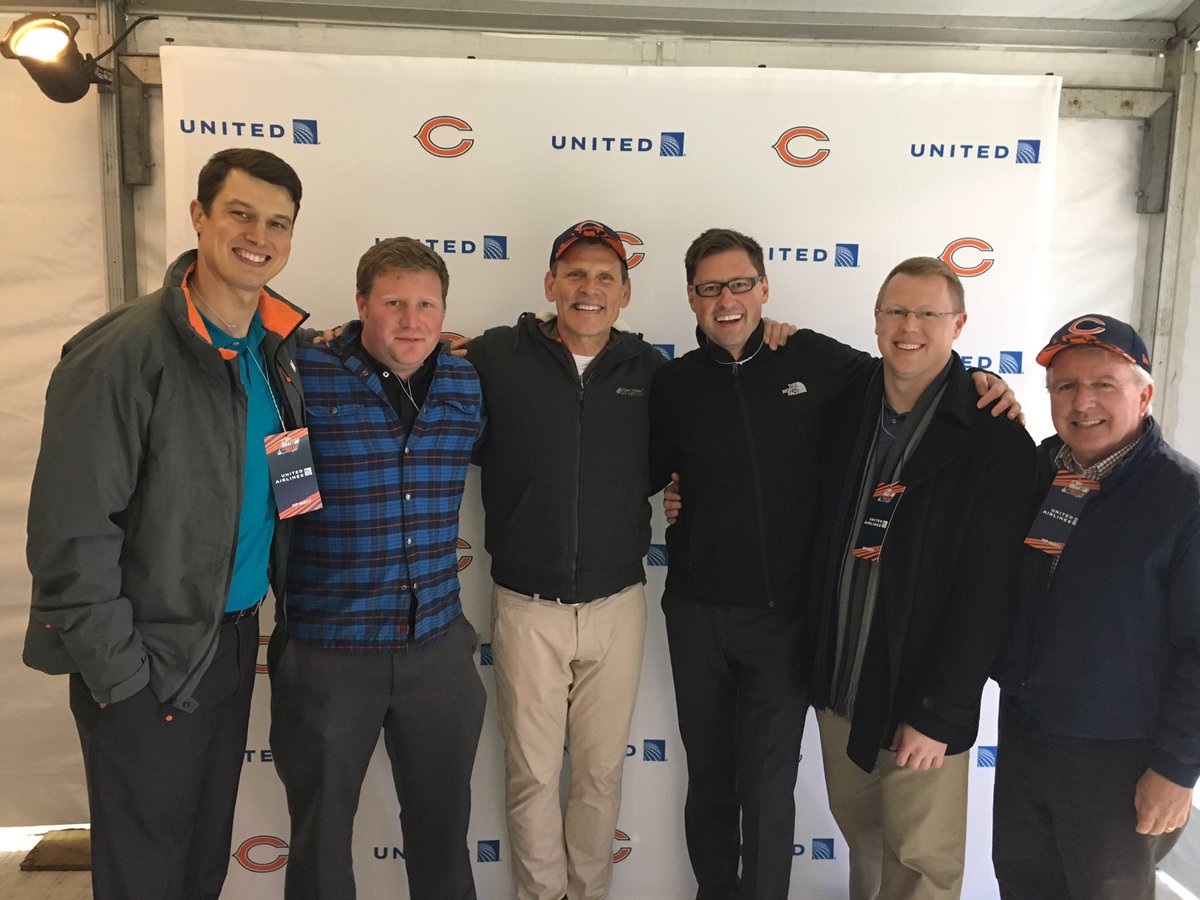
[533,593,584,607]
[496,582,586,606]
[221,598,264,624]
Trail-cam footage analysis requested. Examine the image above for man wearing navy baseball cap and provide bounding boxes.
[993,314,1200,899]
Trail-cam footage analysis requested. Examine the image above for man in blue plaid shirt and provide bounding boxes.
[269,237,486,900]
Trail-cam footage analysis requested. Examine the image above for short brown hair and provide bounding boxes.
[876,257,965,312]
[684,229,766,284]
[196,148,302,220]
[356,237,450,303]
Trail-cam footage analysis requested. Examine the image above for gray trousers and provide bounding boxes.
[71,614,258,900]
[992,700,1184,900]
[269,615,486,900]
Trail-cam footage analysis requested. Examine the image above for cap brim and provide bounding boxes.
[553,234,627,264]
[1036,336,1137,368]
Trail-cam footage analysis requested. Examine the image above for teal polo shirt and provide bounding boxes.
[203,311,281,612]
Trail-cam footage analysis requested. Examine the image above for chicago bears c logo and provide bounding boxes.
[612,829,632,863]
[232,835,289,873]
[616,231,645,269]
[772,127,831,167]
[1067,316,1107,335]
[940,237,994,277]
[414,116,474,158]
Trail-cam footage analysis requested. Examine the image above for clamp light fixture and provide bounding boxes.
[1,13,156,103]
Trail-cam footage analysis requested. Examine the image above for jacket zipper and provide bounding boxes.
[568,375,586,598]
[545,323,634,601]
[731,360,776,607]
[167,359,246,709]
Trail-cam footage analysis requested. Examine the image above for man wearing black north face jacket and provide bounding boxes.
[650,228,873,900]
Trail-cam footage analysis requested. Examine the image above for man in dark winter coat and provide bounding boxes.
[993,314,1200,900]
[809,256,1036,900]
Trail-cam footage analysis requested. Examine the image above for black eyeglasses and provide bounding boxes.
[688,275,764,299]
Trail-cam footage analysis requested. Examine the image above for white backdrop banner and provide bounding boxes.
[162,46,1059,899]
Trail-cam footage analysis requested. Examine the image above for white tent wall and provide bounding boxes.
[1173,87,1200,458]
[2,8,1198,897]
[0,14,106,826]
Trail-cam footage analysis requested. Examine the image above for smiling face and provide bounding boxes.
[688,248,768,359]
[356,267,446,380]
[1048,346,1152,466]
[189,167,295,302]
[544,241,630,356]
[875,272,966,402]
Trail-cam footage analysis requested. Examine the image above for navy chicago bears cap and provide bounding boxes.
[1036,314,1152,374]
[549,220,627,268]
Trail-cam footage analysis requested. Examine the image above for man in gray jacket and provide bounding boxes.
[24,148,308,900]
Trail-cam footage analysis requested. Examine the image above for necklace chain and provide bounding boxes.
[190,277,284,430]
[714,335,764,368]
[189,278,248,337]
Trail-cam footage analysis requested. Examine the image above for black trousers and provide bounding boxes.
[992,699,1184,900]
[662,594,808,900]
[269,615,487,900]
[70,614,258,900]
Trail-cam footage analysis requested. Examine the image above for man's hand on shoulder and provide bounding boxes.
[663,473,681,525]
[448,336,475,359]
[762,317,798,350]
[1134,768,1192,835]
[891,722,947,770]
[970,369,1024,423]
[307,322,347,346]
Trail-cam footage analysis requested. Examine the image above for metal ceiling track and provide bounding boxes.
[112,1,1180,52]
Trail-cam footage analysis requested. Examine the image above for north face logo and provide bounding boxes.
[781,381,807,396]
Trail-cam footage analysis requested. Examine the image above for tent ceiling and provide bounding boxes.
[0,1,1192,18]
[98,0,1199,50]
[0,2,1197,50]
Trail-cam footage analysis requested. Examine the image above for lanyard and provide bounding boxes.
[1023,470,1100,556]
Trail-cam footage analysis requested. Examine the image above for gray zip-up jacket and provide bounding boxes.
[24,250,307,712]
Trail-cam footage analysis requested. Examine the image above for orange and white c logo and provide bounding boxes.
[772,127,831,167]
[616,232,645,269]
[940,237,994,277]
[457,537,473,572]
[232,835,289,873]
[612,829,632,863]
[414,116,474,158]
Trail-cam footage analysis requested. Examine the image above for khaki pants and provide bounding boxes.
[492,582,647,900]
[817,710,969,900]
